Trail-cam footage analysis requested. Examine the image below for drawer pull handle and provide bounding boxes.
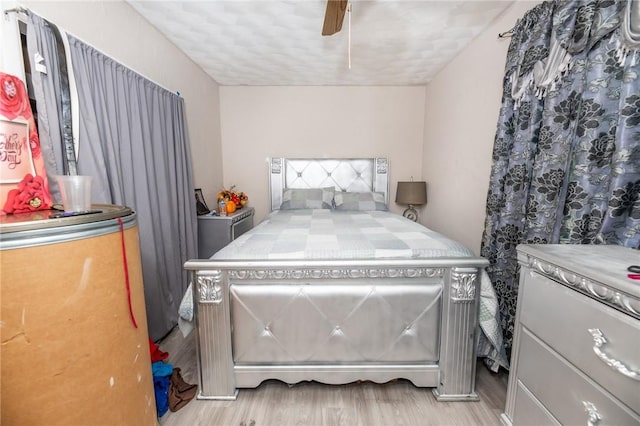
[582,401,601,426]
[588,328,639,381]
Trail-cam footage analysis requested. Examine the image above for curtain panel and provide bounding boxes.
[66,35,197,340]
[482,0,640,353]
[26,13,198,340]
[25,13,67,202]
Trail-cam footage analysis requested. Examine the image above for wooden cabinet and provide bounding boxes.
[502,244,640,426]
[197,207,254,258]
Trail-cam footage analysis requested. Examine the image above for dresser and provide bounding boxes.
[197,207,254,258]
[502,244,640,426]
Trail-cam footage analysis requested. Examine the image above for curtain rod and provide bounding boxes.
[3,6,28,16]
[4,6,182,98]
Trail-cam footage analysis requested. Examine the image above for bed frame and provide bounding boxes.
[184,158,488,401]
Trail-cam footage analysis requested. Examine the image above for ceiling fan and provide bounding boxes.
[322,0,349,36]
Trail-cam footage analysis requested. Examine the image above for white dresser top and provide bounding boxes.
[517,244,640,317]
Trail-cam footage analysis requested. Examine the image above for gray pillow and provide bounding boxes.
[334,191,387,211]
[280,187,335,209]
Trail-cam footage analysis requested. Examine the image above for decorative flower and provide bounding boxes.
[536,125,553,153]
[517,101,532,131]
[504,164,528,192]
[609,180,640,218]
[621,94,640,127]
[571,209,604,243]
[520,45,548,77]
[526,198,541,223]
[525,235,548,245]
[485,190,504,212]
[535,169,565,202]
[492,137,509,161]
[2,173,50,214]
[587,130,616,167]
[553,91,581,130]
[572,3,596,46]
[576,99,605,138]
[563,181,589,214]
[217,185,248,208]
[29,124,41,158]
[495,223,522,252]
[0,73,30,121]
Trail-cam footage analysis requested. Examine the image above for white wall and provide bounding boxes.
[219,86,426,223]
[422,1,539,254]
[4,0,541,251]
[6,1,224,204]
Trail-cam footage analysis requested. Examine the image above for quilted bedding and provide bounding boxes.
[180,209,508,371]
[215,209,476,260]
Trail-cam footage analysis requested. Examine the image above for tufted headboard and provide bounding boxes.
[269,157,389,211]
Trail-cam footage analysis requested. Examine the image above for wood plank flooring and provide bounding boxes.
[157,327,508,426]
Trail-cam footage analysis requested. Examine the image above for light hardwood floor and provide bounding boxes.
[157,327,508,426]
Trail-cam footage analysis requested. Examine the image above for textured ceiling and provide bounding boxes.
[128,0,513,86]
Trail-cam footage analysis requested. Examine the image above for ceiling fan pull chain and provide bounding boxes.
[348,2,352,69]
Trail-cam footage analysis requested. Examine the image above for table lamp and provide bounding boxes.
[395,180,427,222]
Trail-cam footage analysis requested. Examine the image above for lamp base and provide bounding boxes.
[402,205,419,222]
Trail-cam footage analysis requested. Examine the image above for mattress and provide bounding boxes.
[180,209,509,371]
[213,209,476,260]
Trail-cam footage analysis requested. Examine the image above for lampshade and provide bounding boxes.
[395,181,427,205]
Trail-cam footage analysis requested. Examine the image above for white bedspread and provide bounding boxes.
[180,209,508,371]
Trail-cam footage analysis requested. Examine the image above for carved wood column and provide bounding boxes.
[434,267,480,401]
[193,269,238,400]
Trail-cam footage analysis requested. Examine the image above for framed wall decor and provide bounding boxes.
[0,72,51,214]
[194,188,210,215]
[0,119,36,183]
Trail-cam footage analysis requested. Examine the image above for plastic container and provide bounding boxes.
[218,200,227,216]
[55,175,93,212]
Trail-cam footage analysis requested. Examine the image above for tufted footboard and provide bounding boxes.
[185,257,487,402]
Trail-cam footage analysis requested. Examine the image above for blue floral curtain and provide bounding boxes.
[481,0,640,353]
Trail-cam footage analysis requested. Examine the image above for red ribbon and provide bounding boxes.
[118,216,138,328]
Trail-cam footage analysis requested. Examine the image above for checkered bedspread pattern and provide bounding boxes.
[214,209,475,260]
[181,209,508,371]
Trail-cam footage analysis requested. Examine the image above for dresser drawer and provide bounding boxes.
[520,271,640,413]
[517,327,640,425]
[512,381,559,426]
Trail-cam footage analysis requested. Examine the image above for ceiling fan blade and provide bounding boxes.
[322,0,348,36]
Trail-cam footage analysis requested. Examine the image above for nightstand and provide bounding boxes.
[197,207,254,258]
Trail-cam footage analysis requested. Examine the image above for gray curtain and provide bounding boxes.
[481,0,640,354]
[26,13,66,202]
[66,35,197,341]
[26,12,198,340]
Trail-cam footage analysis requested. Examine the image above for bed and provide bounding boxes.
[183,158,506,402]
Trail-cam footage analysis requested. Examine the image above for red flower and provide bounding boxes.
[2,174,50,214]
[29,124,41,158]
[0,73,30,121]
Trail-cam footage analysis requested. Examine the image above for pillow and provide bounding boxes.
[334,191,387,211]
[280,187,335,210]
